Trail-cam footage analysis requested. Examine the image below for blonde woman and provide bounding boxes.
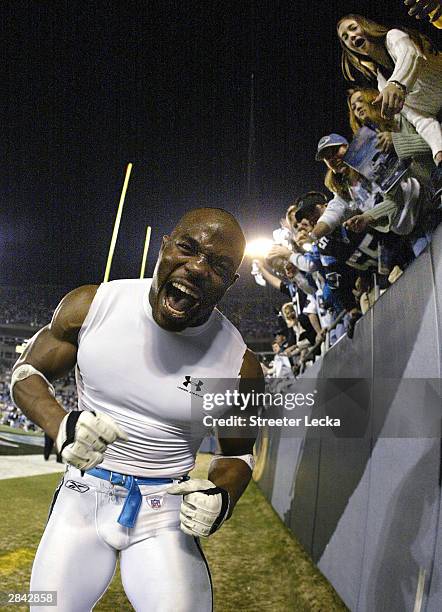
[345,87,435,236]
[337,14,442,169]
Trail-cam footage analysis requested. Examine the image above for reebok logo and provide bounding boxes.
[65,480,90,493]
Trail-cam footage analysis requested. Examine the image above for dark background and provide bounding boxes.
[1,0,439,286]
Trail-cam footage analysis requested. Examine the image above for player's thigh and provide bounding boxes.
[30,477,117,612]
[120,529,212,612]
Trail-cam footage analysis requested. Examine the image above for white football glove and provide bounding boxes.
[55,410,128,470]
[167,478,230,537]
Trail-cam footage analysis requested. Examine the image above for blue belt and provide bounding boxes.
[87,467,174,528]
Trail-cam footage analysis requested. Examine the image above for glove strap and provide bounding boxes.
[59,411,83,453]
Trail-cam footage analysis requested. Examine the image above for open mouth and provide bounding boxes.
[354,37,365,49]
[163,280,201,319]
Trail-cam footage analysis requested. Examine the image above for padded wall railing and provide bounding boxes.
[255,223,442,612]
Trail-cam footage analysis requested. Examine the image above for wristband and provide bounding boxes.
[10,363,56,407]
[210,453,256,471]
[389,81,407,95]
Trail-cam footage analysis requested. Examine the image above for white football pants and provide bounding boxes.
[30,466,212,612]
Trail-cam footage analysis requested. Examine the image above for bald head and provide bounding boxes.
[171,208,246,266]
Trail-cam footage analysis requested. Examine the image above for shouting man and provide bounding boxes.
[11,208,263,612]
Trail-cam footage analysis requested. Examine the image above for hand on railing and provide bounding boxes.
[300,310,348,373]
[315,329,327,345]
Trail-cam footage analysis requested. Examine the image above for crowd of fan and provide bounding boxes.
[0,286,67,326]
[0,285,75,433]
[255,10,442,377]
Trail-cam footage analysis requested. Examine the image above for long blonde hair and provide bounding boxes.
[337,14,438,83]
[324,168,356,201]
[347,88,398,134]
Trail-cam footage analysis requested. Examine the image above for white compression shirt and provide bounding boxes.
[76,279,247,478]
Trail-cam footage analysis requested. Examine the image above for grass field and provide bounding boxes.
[0,455,348,611]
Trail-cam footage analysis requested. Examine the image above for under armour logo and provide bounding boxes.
[182,376,204,392]
[65,480,90,493]
[178,376,204,397]
[182,376,191,387]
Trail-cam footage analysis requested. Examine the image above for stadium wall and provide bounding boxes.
[255,223,442,612]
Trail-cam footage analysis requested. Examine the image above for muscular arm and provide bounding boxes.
[208,348,264,516]
[11,285,98,440]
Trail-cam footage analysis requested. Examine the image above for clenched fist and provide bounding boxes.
[167,479,230,537]
[56,410,128,470]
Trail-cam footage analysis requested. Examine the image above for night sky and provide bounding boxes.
[1,0,439,287]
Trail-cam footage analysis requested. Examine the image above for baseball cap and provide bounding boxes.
[293,192,328,223]
[315,133,349,161]
[295,201,319,223]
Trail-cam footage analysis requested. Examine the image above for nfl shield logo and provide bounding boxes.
[148,497,162,510]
